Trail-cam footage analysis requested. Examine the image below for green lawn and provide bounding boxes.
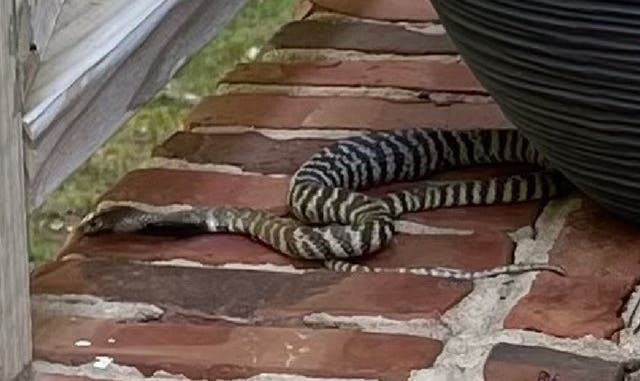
[29,0,298,264]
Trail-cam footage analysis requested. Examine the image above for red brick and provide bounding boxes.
[223,61,485,93]
[34,316,442,381]
[101,169,289,214]
[310,0,438,22]
[58,227,512,274]
[33,260,472,323]
[504,274,636,339]
[505,198,640,339]
[154,132,328,175]
[406,202,543,232]
[484,343,625,381]
[270,20,455,55]
[158,133,519,175]
[186,95,506,131]
[357,230,513,271]
[57,232,295,266]
[548,198,640,278]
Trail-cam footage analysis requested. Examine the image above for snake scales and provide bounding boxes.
[79,128,572,279]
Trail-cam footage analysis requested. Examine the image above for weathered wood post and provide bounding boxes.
[0,0,32,379]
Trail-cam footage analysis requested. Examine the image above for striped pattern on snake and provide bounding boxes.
[79,128,572,279]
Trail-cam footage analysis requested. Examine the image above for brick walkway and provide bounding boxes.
[31,1,640,380]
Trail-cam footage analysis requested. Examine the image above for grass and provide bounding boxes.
[28,0,298,264]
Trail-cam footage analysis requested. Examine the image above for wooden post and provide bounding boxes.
[0,0,32,379]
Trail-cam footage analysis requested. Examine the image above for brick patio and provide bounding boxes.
[30,1,640,380]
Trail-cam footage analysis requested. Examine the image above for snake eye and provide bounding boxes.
[80,216,102,234]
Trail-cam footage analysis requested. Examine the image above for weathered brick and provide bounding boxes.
[156,134,526,177]
[484,343,625,381]
[505,198,640,339]
[270,20,455,55]
[405,201,543,232]
[310,0,437,22]
[33,260,472,323]
[504,273,635,339]
[223,61,485,93]
[154,132,328,174]
[548,198,640,278]
[34,316,442,381]
[58,227,513,273]
[362,230,513,271]
[101,169,289,214]
[185,94,506,131]
[57,232,292,265]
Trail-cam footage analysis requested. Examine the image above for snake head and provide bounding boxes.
[77,206,142,235]
[77,211,109,235]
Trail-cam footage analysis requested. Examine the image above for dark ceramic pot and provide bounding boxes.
[431,1,640,223]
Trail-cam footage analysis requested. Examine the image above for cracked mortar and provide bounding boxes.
[31,294,164,322]
[53,195,640,380]
[305,11,444,34]
[412,197,580,380]
[303,313,449,341]
[260,48,461,64]
[216,83,426,101]
[295,197,633,380]
[33,361,200,381]
[189,126,367,140]
[216,83,492,104]
[410,196,640,380]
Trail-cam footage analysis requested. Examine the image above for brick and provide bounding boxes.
[185,94,507,131]
[548,198,640,278]
[361,230,513,271]
[154,134,532,186]
[154,132,328,175]
[57,232,292,265]
[484,343,625,381]
[310,0,438,22]
[100,169,289,214]
[34,316,442,381]
[504,273,636,339]
[406,201,543,232]
[505,198,640,339]
[222,61,485,93]
[33,260,471,322]
[58,226,513,273]
[270,20,455,55]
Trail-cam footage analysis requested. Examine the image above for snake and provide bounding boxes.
[78,128,572,279]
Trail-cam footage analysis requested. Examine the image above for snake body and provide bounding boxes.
[80,128,571,279]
